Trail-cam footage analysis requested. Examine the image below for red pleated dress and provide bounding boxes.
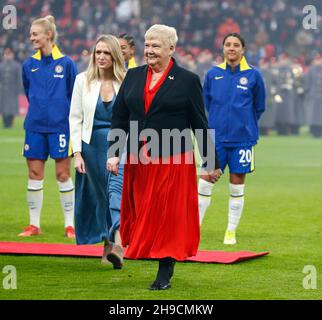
[120,59,200,261]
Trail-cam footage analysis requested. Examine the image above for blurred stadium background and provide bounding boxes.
[1,0,322,136]
[0,0,322,300]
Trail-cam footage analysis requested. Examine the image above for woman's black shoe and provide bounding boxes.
[149,257,175,290]
[149,280,171,290]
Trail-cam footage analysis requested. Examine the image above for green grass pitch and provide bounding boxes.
[0,118,321,300]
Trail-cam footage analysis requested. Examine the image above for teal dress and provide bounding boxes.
[75,95,124,244]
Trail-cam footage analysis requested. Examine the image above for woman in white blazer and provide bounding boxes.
[69,35,125,269]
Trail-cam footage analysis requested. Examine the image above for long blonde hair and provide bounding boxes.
[86,35,125,88]
[31,15,58,43]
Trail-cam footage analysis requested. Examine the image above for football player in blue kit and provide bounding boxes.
[19,15,77,237]
[198,33,266,244]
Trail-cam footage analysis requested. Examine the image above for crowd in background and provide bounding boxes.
[1,0,322,64]
[0,0,322,136]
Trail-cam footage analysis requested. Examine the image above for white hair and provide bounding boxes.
[145,24,178,48]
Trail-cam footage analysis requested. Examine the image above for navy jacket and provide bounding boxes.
[109,60,220,170]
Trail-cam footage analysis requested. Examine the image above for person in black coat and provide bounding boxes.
[107,24,222,290]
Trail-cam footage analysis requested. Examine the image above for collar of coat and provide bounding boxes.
[130,58,178,117]
[32,44,64,61]
[217,56,251,71]
[128,57,137,69]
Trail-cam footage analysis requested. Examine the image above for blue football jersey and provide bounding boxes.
[22,45,77,133]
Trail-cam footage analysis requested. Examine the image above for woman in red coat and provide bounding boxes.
[107,24,222,290]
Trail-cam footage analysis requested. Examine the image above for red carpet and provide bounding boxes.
[0,242,269,264]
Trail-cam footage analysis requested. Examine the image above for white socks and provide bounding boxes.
[227,183,245,232]
[27,178,74,229]
[198,178,214,225]
[198,180,245,234]
[57,178,75,228]
[27,179,44,228]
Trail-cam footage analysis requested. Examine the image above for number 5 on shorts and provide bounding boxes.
[59,134,66,148]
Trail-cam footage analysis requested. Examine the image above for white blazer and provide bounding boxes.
[69,72,120,153]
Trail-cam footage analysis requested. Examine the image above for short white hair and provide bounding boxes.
[145,24,178,48]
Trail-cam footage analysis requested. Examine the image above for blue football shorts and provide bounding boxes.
[23,131,72,160]
[216,143,255,174]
